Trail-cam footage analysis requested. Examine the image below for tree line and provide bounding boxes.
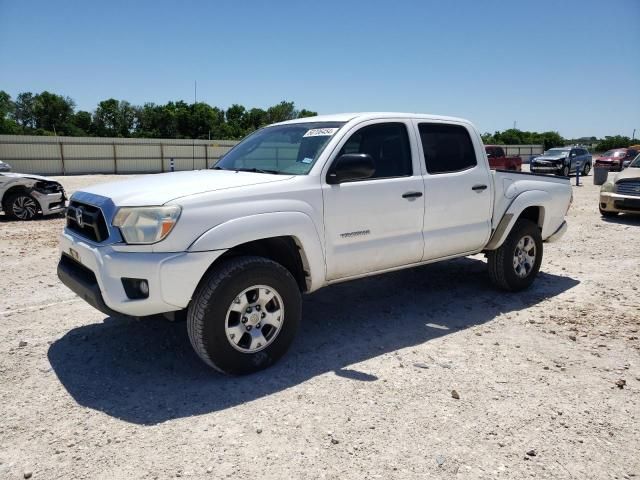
[0,90,316,140]
[0,90,635,150]
[481,129,636,152]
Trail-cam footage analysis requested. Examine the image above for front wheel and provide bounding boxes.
[3,192,40,220]
[488,219,543,291]
[559,165,570,177]
[187,256,301,375]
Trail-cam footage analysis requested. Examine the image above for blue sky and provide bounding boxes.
[0,0,638,138]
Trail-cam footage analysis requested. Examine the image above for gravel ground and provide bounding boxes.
[0,172,638,479]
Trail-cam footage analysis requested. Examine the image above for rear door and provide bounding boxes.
[414,121,492,260]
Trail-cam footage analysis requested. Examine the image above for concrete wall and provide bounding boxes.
[0,135,238,175]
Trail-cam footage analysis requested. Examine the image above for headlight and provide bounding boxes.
[113,206,181,244]
[600,182,614,193]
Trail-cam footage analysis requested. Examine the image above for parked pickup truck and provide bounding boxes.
[485,145,522,171]
[57,113,572,374]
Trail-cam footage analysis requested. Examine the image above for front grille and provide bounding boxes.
[614,199,640,211]
[615,180,640,197]
[34,180,64,195]
[66,201,109,242]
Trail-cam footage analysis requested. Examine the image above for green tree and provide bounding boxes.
[72,110,93,134]
[596,136,631,151]
[0,90,19,133]
[33,91,75,134]
[296,108,317,118]
[267,101,296,123]
[13,92,36,130]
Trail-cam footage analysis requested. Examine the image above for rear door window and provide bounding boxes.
[418,123,477,174]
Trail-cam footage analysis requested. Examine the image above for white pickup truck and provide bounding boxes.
[58,113,572,374]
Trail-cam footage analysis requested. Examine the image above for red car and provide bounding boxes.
[595,148,638,172]
[485,145,522,171]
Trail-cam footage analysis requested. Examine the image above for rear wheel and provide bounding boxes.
[3,192,40,220]
[187,256,301,375]
[582,162,591,176]
[488,219,543,291]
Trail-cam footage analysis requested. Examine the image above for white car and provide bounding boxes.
[58,112,572,374]
[1,170,67,220]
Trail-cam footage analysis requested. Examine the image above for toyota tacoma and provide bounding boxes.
[58,113,572,374]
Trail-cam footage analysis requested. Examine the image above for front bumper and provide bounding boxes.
[595,162,621,171]
[57,231,226,317]
[599,192,640,214]
[33,190,66,216]
[530,164,561,173]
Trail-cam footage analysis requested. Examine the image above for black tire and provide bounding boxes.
[488,219,543,292]
[559,165,570,177]
[2,192,40,220]
[582,162,591,176]
[187,256,301,375]
[599,207,618,217]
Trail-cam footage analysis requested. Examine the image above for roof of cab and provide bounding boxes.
[275,112,471,126]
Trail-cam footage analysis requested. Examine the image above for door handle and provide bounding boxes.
[472,184,488,191]
[402,191,423,199]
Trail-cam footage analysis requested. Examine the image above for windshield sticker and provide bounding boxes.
[301,157,313,164]
[303,128,339,137]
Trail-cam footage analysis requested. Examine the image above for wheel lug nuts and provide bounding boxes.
[246,325,252,331]
[261,312,266,319]
[242,317,248,323]
[246,307,252,313]
[256,323,261,329]
[255,305,261,312]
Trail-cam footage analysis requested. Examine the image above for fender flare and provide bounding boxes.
[188,211,326,292]
[485,190,550,250]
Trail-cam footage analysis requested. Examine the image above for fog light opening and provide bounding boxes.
[122,278,150,300]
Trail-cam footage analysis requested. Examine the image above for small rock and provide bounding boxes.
[451,390,460,400]
[331,438,339,445]
[206,467,213,473]
[436,455,446,466]
[569,335,576,341]
[413,362,429,369]
[18,341,28,348]
[526,449,537,457]
[615,379,626,389]
[256,428,262,434]
[24,471,33,479]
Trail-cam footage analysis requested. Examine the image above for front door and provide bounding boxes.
[322,121,425,280]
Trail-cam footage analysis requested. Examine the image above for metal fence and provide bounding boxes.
[0,134,545,175]
[499,145,544,163]
[0,135,239,175]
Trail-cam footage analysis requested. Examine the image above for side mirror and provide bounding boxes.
[486,152,493,159]
[327,153,375,184]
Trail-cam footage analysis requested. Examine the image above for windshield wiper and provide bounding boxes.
[233,167,281,175]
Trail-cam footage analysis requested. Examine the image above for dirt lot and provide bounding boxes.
[1,172,638,479]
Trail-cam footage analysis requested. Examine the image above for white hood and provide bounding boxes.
[77,169,294,206]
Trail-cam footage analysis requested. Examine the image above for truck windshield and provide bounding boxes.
[544,149,569,156]
[602,150,626,158]
[214,122,345,175]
